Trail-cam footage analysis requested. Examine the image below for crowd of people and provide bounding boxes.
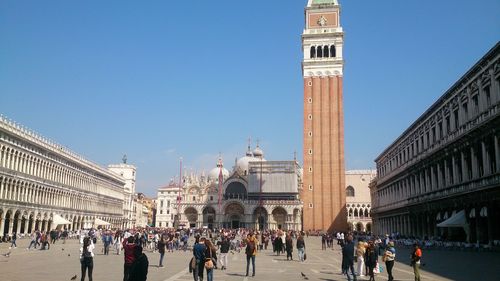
[3,226,429,281]
[340,233,423,281]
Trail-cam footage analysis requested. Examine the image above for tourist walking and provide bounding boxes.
[383,241,396,281]
[123,236,137,281]
[27,231,37,250]
[411,243,422,281]
[9,232,17,249]
[129,245,149,281]
[296,234,306,262]
[245,233,257,277]
[285,234,293,260]
[218,236,230,270]
[341,234,356,281]
[356,240,366,277]
[364,241,378,281]
[114,231,123,255]
[192,237,206,281]
[102,232,112,255]
[157,236,166,267]
[80,236,95,281]
[205,239,217,281]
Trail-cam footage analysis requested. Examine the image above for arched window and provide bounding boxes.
[330,45,336,57]
[317,46,323,58]
[354,209,359,217]
[323,46,329,58]
[346,185,355,197]
[310,46,316,58]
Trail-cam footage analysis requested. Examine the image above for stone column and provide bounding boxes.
[0,216,5,239]
[487,206,494,247]
[461,150,468,181]
[495,134,500,173]
[30,218,35,233]
[8,220,14,236]
[452,155,458,184]
[482,141,491,175]
[23,217,29,234]
[16,218,22,233]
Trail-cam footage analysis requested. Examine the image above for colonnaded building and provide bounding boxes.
[0,116,138,239]
[371,43,500,246]
[301,0,347,232]
[346,170,376,233]
[156,144,303,230]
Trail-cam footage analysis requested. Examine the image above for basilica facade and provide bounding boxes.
[156,145,303,230]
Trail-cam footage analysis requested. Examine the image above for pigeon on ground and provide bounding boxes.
[70,275,77,280]
[68,254,71,257]
[2,251,11,257]
[62,248,65,251]
[301,272,309,280]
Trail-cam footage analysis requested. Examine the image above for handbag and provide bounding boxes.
[204,258,214,269]
[204,249,214,269]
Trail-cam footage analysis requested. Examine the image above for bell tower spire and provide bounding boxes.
[301,0,347,232]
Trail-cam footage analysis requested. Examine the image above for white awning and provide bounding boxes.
[437,210,466,228]
[94,218,111,226]
[53,214,71,225]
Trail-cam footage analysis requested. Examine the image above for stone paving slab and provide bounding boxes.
[0,237,498,281]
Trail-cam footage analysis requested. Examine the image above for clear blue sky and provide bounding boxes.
[1,0,499,197]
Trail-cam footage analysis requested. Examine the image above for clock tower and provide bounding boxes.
[301,0,347,232]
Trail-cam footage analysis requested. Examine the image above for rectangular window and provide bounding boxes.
[160,200,164,208]
[167,210,170,214]
[462,102,468,122]
[453,110,459,130]
[484,86,491,108]
[431,127,436,143]
[438,122,443,139]
[445,116,450,134]
[160,210,163,214]
[167,201,170,208]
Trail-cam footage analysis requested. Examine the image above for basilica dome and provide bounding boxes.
[236,155,265,174]
[208,166,229,181]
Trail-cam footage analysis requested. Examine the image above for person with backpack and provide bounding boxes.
[245,233,257,277]
[192,237,207,281]
[80,236,95,281]
[129,245,149,281]
[123,236,136,281]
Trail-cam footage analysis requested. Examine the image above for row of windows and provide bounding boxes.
[377,136,498,207]
[310,45,336,58]
[0,143,123,196]
[378,75,499,179]
[0,176,122,215]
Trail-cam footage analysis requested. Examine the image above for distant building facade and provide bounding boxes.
[156,144,303,230]
[0,116,126,239]
[346,170,376,233]
[371,43,500,245]
[108,163,137,229]
[301,0,347,232]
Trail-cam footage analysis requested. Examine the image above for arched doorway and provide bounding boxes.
[253,207,268,230]
[272,207,287,230]
[3,210,12,237]
[366,223,372,233]
[184,207,198,228]
[225,202,244,229]
[356,222,364,232]
[203,206,216,230]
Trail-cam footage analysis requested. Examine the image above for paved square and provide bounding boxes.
[1,237,498,281]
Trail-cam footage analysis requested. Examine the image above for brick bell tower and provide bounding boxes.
[301,0,347,232]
